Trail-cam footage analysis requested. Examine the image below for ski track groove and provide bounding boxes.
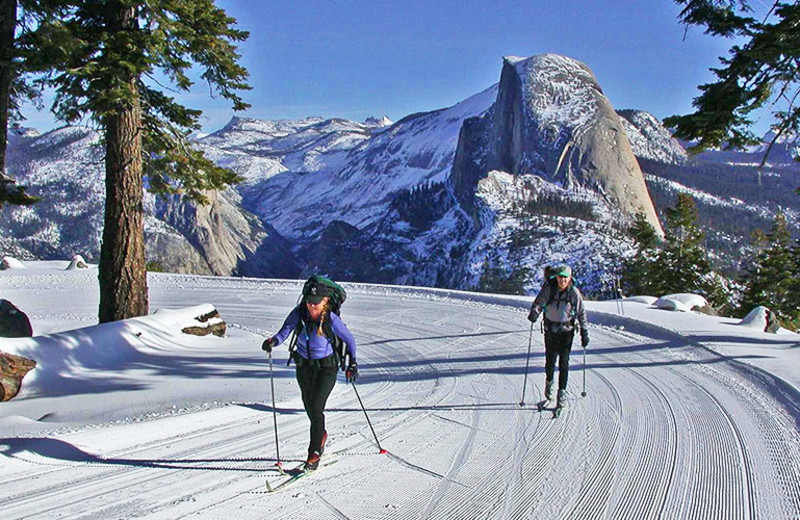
[2,328,400,519]
[0,409,314,519]
[660,350,800,519]
[605,352,682,519]
[566,367,622,519]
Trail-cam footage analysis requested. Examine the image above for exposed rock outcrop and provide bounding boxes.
[151,188,299,278]
[0,299,33,337]
[0,351,36,401]
[180,308,227,337]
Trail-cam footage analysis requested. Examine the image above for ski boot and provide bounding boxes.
[556,389,566,409]
[304,450,321,472]
[319,431,328,456]
[544,379,554,401]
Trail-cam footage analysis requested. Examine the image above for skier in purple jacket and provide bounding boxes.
[262,281,357,470]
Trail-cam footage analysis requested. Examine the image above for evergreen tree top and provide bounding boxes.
[19,0,252,202]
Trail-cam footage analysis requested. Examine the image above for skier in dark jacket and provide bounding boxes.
[527,264,589,409]
[262,281,357,470]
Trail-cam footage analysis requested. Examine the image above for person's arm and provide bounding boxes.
[271,307,301,346]
[572,288,589,346]
[572,288,588,330]
[330,313,357,361]
[528,285,550,321]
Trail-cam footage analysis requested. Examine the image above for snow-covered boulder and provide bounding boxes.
[655,293,708,311]
[0,256,25,270]
[654,298,692,312]
[739,306,783,333]
[66,254,89,270]
[739,306,770,331]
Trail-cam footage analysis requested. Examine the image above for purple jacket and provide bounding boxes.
[273,306,357,361]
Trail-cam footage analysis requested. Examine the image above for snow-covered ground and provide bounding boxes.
[1,262,800,519]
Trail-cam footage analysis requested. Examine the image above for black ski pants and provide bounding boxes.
[544,329,574,391]
[295,356,338,455]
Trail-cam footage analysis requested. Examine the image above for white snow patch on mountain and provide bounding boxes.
[510,54,599,132]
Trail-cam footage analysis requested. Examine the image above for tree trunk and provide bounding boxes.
[98,4,148,323]
[0,0,16,177]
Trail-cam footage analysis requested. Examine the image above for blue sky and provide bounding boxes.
[21,0,744,134]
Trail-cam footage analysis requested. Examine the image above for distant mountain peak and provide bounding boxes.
[365,115,393,127]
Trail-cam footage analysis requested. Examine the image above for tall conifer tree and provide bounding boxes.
[0,0,44,209]
[656,193,710,295]
[24,1,250,322]
[740,212,798,328]
[621,212,661,296]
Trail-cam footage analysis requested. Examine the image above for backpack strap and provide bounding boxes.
[286,308,346,370]
[543,284,577,330]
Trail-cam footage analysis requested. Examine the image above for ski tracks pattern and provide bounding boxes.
[3,286,800,519]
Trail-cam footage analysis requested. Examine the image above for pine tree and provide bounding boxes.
[666,1,800,170]
[621,212,661,296]
[23,1,250,322]
[790,238,800,328]
[656,193,710,296]
[740,212,799,329]
[0,0,43,209]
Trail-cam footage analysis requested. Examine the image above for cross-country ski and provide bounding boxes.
[266,459,339,493]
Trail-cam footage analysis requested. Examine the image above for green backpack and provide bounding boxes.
[302,275,347,316]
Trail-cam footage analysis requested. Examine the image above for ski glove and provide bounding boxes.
[580,329,590,348]
[262,337,275,353]
[527,309,540,323]
[346,361,359,382]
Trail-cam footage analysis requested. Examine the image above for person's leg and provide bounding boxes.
[557,331,575,391]
[306,365,338,454]
[295,364,315,421]
[544,331,557,398]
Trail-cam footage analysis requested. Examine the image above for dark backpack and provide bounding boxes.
[288,275,348,367]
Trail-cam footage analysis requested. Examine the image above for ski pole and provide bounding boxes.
[519,320,534,406]
[581,345,587,397]
[267,350,284,473]
[350,379,387,454]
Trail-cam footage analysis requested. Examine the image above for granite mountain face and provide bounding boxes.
[452,55,662,235]
[2,54,796,295]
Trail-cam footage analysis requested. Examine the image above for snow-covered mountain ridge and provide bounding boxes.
[2,54,797,294]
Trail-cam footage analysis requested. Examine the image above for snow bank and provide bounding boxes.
[624,296,658,305]
[1,303,222,396]
[654,298,692,312]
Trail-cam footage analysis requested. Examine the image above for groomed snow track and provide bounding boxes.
[2,279,800,519]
